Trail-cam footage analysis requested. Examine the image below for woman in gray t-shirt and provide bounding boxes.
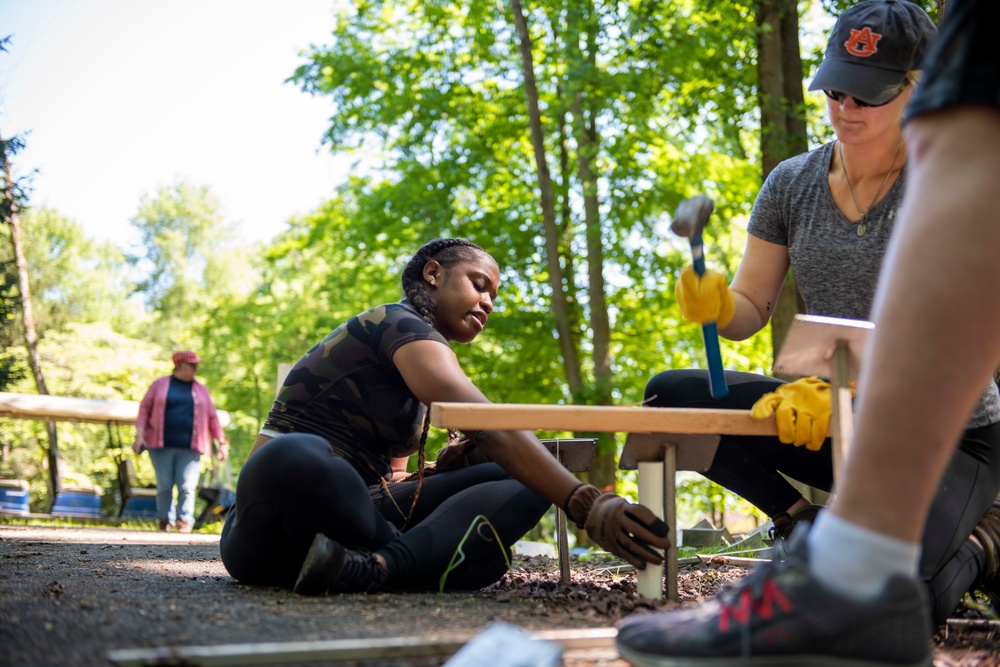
[645,6,1000,627]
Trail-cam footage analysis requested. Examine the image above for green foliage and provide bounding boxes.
[192,196,408,429]
[0,74,31,390]
[819,0,938,23]
[206,0,787,521]
[19,208,147,336]
[128,181,239,344]
[677,471,765,529]
[285,0,769,410]
[0,207,151,389]
[0,221,26,391]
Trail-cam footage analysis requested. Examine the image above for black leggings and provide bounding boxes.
[645,368,1000,626]
[219,434,551,592]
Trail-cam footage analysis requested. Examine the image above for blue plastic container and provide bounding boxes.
[0,480,30,514]
[122,496,158,520]
[51,491,102,518]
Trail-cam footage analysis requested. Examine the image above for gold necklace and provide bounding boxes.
[838,140,903,237]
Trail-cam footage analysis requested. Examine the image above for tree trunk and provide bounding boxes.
[756,0,807,363]
[1,131,61,502]
[566,3,616,493]
[779,1,808,159]
[509,0,584,394]
[757,0,788,178]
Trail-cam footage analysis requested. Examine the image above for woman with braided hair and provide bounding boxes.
[220,238,670,594]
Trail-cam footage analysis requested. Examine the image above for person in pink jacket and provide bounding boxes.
[133,351,228,532]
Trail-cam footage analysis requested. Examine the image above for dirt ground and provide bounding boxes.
[1,523,999,667]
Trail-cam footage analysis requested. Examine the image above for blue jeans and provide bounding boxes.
[147,448,203,524]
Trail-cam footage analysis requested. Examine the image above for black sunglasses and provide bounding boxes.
[823,86,904,108]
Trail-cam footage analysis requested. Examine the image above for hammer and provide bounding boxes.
[671,195,729,398]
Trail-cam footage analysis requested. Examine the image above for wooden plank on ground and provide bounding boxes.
[106,627,617,666]
[430,402,780,436]
[696,554,770,567]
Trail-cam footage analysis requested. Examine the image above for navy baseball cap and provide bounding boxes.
[808,0,937,105]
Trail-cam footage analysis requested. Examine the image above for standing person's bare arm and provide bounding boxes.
[721,236,790,341]
[674,235,789,342]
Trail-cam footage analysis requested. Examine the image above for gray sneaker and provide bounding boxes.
[615,529,933,667]
[293,533,388,596]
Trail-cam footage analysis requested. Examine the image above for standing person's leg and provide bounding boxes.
[798,105,1000,619]
[173,449,203,533]
[812,0,1000,626]
[147,448,176,530]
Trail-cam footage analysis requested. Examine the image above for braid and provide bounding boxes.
[401,238,489,327]
[401,411,432,530]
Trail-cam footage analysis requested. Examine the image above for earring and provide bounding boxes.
[430,279,436,286]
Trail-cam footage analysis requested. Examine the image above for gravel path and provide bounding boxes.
[0,525,629,667]
[1,524,998,666]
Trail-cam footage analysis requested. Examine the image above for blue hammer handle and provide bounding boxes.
[690,232,729,399]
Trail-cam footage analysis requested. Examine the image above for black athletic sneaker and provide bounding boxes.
[615,529,933,667]
[293,533,388,596]
[972,497,1000,601]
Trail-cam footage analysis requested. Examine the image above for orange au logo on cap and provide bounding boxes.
[845,27,882,57]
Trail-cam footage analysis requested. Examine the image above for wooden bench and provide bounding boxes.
[0,391,232,520]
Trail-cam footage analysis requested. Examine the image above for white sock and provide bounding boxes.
[807,510,921,601]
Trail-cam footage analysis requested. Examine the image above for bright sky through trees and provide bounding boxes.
[0,0,349,246]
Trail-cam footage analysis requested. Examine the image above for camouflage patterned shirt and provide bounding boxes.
[262,302,448,484]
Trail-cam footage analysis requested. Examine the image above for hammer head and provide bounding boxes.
[670,195,715,240]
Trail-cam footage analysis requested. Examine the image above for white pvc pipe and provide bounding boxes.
[637,461,665,599]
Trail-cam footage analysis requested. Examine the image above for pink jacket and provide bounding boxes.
[135,375,226,455]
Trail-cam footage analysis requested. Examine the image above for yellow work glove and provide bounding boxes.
[751,377,841,451]
[675,265,736,328]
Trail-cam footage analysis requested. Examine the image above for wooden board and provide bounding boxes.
[106,627,617,666]
[430,402,779,436]
[773,314,872,380]
[696,553,769,567]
